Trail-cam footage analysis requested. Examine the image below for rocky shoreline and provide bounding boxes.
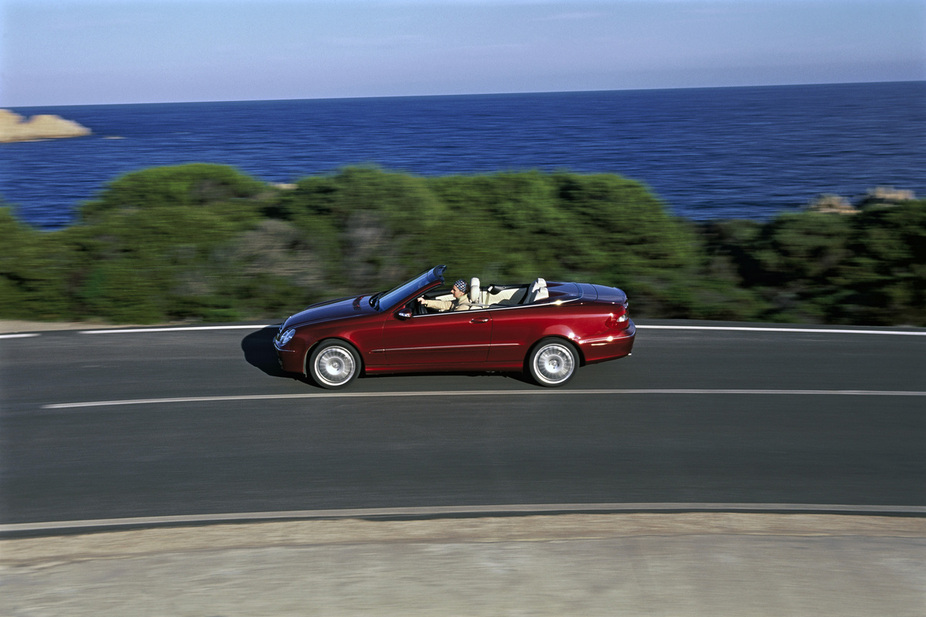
[0,109,91,143]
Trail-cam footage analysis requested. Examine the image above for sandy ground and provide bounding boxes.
[2,514,925,616]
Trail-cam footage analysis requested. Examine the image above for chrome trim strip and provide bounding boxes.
[374,343,492,353]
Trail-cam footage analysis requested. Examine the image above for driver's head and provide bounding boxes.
[452,279,467,297]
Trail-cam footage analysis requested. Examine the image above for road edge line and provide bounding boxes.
[4,503,925,536]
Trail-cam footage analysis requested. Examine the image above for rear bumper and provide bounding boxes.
[577,320,635,364]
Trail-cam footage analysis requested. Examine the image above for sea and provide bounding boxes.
[2,81,924,229]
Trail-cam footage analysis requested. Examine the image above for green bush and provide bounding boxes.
[269,167,450,296]
[1,165,922,326]
[0,207,75,319]
[427,170,702,318]
[701,201,926,325]
[80,163,267,221]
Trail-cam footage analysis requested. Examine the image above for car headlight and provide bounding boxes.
[276,328,296,347]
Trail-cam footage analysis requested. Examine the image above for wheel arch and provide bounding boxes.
[525,335,582,387]
[524,332,586,369]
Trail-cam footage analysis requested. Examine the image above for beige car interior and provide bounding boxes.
[441,277,549,307]
[422,277,549,312]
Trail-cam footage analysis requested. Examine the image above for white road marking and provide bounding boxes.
[637,325,926,336]
[2,323,922,337]
[2,502,923,534]
[80,324,273,334]
[41,389,926,410]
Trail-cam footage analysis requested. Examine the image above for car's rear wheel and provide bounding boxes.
[309,340,360,389]
[528,338,577,387]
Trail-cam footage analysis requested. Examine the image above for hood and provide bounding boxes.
[283,295,370,329]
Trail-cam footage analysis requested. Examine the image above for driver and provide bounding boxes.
[418,279,473,312]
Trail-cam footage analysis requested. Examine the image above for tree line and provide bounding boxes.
[1,164,923,326]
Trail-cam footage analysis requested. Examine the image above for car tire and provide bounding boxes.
[308,340,361,389]
[528,338,578,387]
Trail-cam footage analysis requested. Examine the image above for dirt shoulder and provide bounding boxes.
[3,514,924,617]
[0,320,115,334]
[0,320,187,334]
[3,513,924,565]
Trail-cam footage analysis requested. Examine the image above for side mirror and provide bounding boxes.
[396,309,413,320]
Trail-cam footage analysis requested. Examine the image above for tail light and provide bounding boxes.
[606,302,630,328]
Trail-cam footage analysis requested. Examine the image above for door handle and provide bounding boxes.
[470,317,490,324]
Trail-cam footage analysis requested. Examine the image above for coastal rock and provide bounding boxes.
[857,186,917,208]
[807,187,919,214]
[0,109,92,143]
[807,194,857,214]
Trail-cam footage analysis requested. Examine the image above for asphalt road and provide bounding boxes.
[1,321,924,527]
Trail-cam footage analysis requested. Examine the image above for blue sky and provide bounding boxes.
[2,0,924,106]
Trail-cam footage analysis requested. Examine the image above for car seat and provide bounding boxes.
[525,277,548,303]
[470,277,481,303]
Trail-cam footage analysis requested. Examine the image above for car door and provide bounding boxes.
[381,307,493,367]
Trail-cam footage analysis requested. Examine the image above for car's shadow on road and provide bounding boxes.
[241,325,290,378]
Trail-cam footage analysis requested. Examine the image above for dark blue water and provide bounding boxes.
[3,82,924,228]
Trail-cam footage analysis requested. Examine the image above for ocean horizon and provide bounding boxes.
[3,81,924,228]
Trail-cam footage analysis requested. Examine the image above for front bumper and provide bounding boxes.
[274,326,307,374]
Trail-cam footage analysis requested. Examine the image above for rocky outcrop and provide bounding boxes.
[807,186,918,214]
[807,194,856,214]
[0,109,92,143]
[857,186,916,208]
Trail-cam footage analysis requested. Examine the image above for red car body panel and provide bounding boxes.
[274,266,634,383]
[379,310,493,367]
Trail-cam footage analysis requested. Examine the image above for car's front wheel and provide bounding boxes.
[308,340,360,389]
[528,338,577,387]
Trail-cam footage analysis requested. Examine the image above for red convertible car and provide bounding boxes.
[274,265,635,388]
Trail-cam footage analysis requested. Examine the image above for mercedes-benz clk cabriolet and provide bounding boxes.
[274,265,635,388]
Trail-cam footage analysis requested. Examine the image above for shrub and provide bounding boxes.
[2,165,922,326]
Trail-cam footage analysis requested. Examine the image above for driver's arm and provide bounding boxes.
[418,296,452,311]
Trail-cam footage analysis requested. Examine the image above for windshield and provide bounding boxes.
[372,266,445,311]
